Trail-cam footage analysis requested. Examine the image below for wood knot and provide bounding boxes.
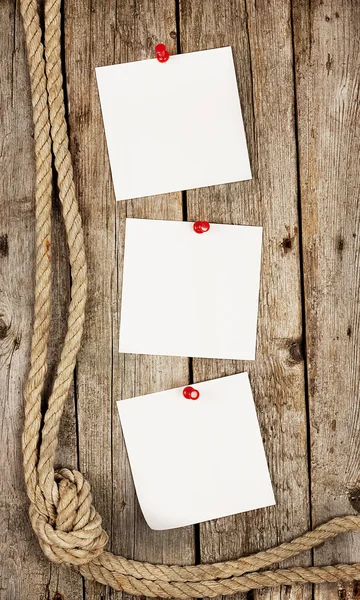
[349,488,360,513]
[0,318,9,339]
[288,339,304,364]
[0,290,21,363]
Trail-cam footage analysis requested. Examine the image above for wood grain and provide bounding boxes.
[293,1,360,599]
[180,1,311,600]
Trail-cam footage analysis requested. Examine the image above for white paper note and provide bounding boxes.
[117,372,275,530]
[119,218,262,360]
[96,47,251,201]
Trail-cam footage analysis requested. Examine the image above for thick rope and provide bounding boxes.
[20,0,360,596]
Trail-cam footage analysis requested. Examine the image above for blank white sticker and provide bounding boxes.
[96,47,251,201]
[119,218,262,360]
[117,372,275,530]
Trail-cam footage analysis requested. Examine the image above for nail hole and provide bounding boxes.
[0,234,8,257]
[283,238,292,251]
[337,237,344,252]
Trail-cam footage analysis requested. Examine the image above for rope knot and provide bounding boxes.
[30,468,108,566]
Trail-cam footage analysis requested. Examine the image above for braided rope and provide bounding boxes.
[19,0,360,596]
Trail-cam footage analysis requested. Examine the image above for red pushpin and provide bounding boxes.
[193,221,210,234]
[155,43,170,63]
[183,386,200,400]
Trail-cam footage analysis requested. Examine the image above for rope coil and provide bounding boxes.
[20,0,360,596]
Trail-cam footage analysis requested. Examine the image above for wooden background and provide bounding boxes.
[1,1,360,599]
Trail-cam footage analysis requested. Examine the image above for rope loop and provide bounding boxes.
[29,468,108,566]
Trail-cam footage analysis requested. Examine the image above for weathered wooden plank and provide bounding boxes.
[4,2,360,600]
[293,1,360,599]
[64,1,194,599]
[0,1,46,598]
[0,1,81,599]
[180,1,311,599]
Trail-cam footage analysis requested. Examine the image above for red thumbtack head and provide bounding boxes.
[183,386,200,400]
[193,221,210,234]
[155,43,170,63]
